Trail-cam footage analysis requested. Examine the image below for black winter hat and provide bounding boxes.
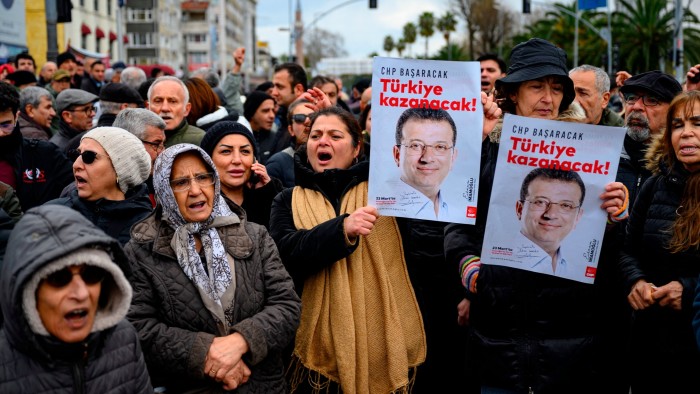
[619,70,682,103]
[6,70,37,86]
[99,82,143,105]
[56,51,77,68]
[495,38,575,111]
[243,91,274,122]
[200,121,258,158]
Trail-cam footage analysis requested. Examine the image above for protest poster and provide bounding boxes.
[367,56,483,224]
[481,114,626,283]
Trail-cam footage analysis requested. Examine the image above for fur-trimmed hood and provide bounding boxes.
[644,132,666,175]
[0,205,132,360]
[488,101,587,143]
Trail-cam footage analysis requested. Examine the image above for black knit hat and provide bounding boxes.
[243,91,274,122]
[200,121,258,157]
[619,70,682,103]
[495,38,575,111]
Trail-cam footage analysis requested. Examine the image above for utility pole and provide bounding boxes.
[45,0,58,62]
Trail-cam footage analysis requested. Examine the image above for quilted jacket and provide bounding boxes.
[0,205,152,393]
[124,200,300,393]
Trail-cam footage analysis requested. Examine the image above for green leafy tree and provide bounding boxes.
[437,11,458,60]
[403,22,418,57]
[383,35,395,56]
[418,12,435,58]
[396,38,406,58]
[613,0,700,73]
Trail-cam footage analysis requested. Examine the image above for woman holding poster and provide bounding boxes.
[445,38,629,393]
[623,91,700,394]
[269,107,426,393]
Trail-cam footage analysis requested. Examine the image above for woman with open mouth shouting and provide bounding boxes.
[47,126,153,245]
[123,143,300,393]
[0,204,152,393]
[269,106,426,393]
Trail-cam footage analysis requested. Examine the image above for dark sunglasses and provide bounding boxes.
[44,265,107,288]
[67,149,99,164]
[292,113,311,124]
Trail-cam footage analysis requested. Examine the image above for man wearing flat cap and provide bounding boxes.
[50,89,98,151]
[96,83,144,127]
[46,70,71,98]
[618,70,682,202]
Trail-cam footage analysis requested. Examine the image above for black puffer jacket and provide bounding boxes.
[269,146,368,293]
[124,200,300,393]
[0,205,152,393]
[46,183,153,245]
[618,147,700,391]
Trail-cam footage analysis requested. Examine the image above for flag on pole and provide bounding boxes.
[578,0,606,10]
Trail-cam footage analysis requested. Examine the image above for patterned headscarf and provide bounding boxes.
[153,143,238,325]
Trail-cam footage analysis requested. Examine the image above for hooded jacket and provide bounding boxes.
[0,205,152,393]
[0,124,74,212]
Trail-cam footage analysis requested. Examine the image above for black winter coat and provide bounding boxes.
[46,183,153,245]
[124,201,300,393]
[269,148,368,293]
[619,162,700,393]
[0,125,73,212]
[444,138,604,394]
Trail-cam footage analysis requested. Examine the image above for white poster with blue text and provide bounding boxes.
[481,114,625,283]
[368,56,483,224]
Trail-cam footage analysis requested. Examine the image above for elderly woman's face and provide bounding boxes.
[307,114,359,173]
[511,77,564,119]
[73,138,123,201]
[36,264,103,343]
[171,152,215,222]
[211,134,255,191]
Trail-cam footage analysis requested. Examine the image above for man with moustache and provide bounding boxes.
[392,107,458,221]
[617,70,681,202]
[147,76,205,148]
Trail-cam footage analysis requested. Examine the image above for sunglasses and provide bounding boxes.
[292,113,311,124]
[67,150,101,164]
[44,265,107,288]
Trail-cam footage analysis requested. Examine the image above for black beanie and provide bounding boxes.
[200,121,258,158]
[243,91,274,122]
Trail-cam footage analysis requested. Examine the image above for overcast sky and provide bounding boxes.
[255,0,535,59]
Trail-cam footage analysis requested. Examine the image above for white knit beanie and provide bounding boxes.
[82,127,152,193]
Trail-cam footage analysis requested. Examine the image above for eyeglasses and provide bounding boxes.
[68,105,97,115]
[521,198,581,213]
[67,150,103,164]
[141,139,165,153]
[170,173,215,192]
[398,141,454,156]
[292,113,311,124]
[44,265,107,288]
[622,93,661,107]
[0,122,15,132]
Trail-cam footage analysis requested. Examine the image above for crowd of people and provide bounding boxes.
[0,38,700,394]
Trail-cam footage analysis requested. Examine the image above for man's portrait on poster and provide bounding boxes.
[392,107,458,221]
[514,167,585,278]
